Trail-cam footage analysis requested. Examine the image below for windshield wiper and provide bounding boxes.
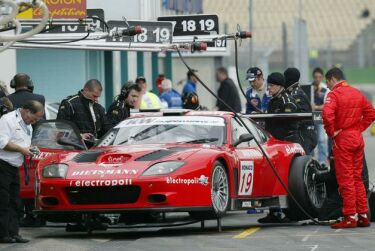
[182,138,219,144]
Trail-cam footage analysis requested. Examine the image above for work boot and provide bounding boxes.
[331,216,357,229]
[357,214,370,227]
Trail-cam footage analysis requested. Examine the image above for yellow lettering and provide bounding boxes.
[45,0,82,5]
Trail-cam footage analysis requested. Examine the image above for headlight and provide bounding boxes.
[142,161,185,176]
[42,164,68,178]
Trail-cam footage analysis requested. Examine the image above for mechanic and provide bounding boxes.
[57,79,111,143]
[284,68,317,154]
[215,67,242,112]
[159,79,182,109]
[264,72,300,143]
[245,67,271,114]
[7,73,45,113]
[136,76,162,109]
[0,100,44,243]
[322,67,375,229]
[258,72,301,224]
[107,81,142,126]
[312,67,329,164]
[182,69,199,97]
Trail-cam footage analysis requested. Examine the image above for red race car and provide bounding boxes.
[32,111,326,225]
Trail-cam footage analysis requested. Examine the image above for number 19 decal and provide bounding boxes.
[238,161,254,196]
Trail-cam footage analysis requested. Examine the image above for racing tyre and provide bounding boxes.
[189,161,229,220]
[285,156,327,221]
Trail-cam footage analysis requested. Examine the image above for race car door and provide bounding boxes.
[20,120,87,200]
[231,118,277,198]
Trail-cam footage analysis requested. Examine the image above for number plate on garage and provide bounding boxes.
[238,161,254,196]
[107,20,173,43]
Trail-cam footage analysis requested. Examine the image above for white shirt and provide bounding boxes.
[0,109,32,167]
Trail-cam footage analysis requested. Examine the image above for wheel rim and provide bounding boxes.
[304,159,327,209]
[211,165,229,213]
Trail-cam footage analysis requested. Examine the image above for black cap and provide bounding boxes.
[284,68,300,88]
[135,76,146,83]
[246,67,263,81]
[267,72,285,86]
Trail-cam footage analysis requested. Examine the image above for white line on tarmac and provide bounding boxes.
[302,229,319,242]
[335,229,342,233]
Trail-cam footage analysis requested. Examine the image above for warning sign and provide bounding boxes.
[17,0,87,19]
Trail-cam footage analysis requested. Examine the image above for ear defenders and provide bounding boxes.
[10,74,34,90]
[120,82,138,99]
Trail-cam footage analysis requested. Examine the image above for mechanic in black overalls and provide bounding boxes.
[57,79,111,145]
[259,72,301,223]
[284,68,317,154]
[107,81,142,127]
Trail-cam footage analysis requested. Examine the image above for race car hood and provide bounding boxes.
[61,144,205,179]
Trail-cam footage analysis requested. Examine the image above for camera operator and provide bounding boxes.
[107,81,142,127]
[0,101,44,243]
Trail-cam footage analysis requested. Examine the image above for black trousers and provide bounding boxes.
[0,159,20,238]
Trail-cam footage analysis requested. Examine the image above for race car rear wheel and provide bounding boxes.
[286,156,327,221]
[189,161,229,220]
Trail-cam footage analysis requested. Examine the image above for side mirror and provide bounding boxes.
[233,133,254,147]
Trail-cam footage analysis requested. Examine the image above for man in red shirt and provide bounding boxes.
[323,68,375,229]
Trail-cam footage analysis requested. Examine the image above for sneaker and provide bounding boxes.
[358,215,370,227]
[331,216,357,229]
[258,213,293,224]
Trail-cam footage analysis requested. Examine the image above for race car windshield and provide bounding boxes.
[97,116,226,146]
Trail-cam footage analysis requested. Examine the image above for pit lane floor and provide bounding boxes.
[1,212,375,251]
[2,130,374,251]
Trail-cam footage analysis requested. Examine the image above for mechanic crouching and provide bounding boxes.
[107,81,142,126]
[322,68,375,229]
[258,72,301,223]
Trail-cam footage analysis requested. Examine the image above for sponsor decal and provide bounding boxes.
[69,179,132,187]
[70,169,138,177]
[242,201,252,208]
[238,161,254,196]
[32,151,53,160]
[285,144,304,154]
[166,175,209,186]
[18,0,87,19]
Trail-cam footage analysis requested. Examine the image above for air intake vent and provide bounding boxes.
[135,147,192,161]
[72,151,102,163]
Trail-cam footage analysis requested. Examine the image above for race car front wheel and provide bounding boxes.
[286,155,327,221]
[211,161,229,217]
[189,161,229,220]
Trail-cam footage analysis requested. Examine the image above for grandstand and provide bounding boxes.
[203,0,375,70]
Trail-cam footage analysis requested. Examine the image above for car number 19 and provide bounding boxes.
[238,161,254,196]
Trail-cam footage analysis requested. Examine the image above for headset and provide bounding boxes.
[120,81,138,100]
[10,73,34,91]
